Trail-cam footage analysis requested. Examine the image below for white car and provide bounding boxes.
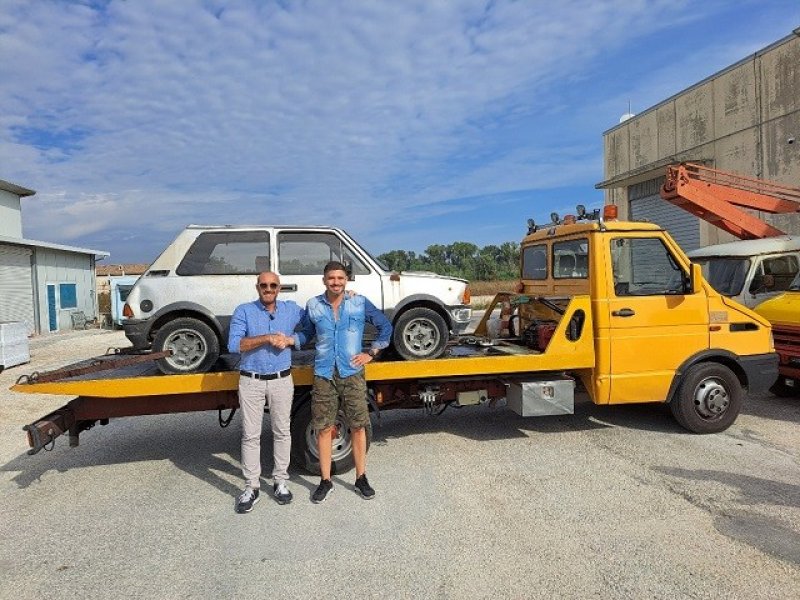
[123,225,472,373]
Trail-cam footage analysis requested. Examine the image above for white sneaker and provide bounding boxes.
[273,481,293,505]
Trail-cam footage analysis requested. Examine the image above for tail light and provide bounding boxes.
[122,303,134,318]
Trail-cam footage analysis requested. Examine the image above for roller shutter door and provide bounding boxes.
[0,245,35,333]
[629,177,700,252]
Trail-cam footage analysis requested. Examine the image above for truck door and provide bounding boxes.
[607,235,709,403]
[745,254,800,308]
[275,230,384,309]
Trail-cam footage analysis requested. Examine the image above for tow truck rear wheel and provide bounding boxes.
[153,317,219,374]
[392,307,449,360]
[290,395,372,475]
[670,362,742,433]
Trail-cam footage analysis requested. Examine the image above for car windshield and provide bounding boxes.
[695,257,750,296]
[790,271,800,291]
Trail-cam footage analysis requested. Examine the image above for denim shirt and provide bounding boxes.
[228,299,304,374]
[296,294,392,380]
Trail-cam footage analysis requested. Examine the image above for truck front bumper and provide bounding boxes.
[740,352,779,394]
[122,318,152,350]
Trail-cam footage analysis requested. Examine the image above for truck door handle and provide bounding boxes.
[281,284,298,292]
[612,308,635,317]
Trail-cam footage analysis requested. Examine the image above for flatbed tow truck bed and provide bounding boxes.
[12,297,595,456]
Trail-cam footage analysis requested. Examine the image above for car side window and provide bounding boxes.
[277,232,370,276]
[176,231,270,276]
[611,237,687,296]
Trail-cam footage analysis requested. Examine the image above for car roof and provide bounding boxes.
[687,236,800,258]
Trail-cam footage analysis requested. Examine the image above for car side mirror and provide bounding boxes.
[689,262,702,294]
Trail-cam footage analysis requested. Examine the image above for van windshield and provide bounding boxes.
[695,257,750,296]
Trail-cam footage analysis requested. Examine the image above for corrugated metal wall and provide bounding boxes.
[0,244,35,333]
[629,177,700,252]
[33,248,97,333]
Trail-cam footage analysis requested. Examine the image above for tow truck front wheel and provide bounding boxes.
[670,362,742,434]
[153,317,220,374]
[290,396,371,475]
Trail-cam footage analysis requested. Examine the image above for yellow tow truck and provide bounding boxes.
[13,207,778,473]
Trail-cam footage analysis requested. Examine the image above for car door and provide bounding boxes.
[606,235,709,403]
[275,230,384,309]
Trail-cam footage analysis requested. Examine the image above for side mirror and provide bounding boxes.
[689,262,702,294]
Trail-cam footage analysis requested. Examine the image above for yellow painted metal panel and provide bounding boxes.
[13,297,596,399]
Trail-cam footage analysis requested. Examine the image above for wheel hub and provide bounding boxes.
[403,319,439,354]
[693,378,729,418]
[166,330,206,368]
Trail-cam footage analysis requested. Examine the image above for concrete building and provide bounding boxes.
[0,178,109,334]
[597,28,800,251]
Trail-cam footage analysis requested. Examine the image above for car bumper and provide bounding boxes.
[739,352,779,394]
[123,318,152,350]
[448,305,472,333]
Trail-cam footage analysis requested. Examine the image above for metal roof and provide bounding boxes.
[0,234,109,258]
[0,178,35,197]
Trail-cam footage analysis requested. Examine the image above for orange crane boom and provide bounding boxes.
[660,162,800,240]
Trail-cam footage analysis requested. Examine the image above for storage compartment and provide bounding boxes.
[0,321,30,372]
[507,377,574,417]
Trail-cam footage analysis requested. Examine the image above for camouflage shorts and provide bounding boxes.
[311,371,369,430]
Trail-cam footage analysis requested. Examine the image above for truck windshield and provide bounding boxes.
[695,257,750,296]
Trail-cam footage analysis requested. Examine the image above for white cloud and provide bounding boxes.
[1,0,795,259]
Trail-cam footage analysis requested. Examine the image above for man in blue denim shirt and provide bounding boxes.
[296,261,392,503]
[228,271,303,513]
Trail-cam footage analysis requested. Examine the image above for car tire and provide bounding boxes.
[290,394,371,475]
[392,307,449,360]
[153,317,220,374]
[669,362,742,433]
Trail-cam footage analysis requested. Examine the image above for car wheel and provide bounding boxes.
[290,395,371,475]
[670,362,742,433]
[392,307,449,360]
[153,317,220,374]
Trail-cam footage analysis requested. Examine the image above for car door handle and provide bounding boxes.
[281,284,298,292]
[612,308,635,317]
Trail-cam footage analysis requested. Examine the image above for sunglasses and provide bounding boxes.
[258,282,280,291]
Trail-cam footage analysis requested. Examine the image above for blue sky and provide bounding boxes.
[1,0,798,263]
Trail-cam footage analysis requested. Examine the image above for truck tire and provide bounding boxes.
[670,362,742,434]
[769,377,798,397]
[153,317,220,374]
[290,395,371,475]
[392,307,448,360]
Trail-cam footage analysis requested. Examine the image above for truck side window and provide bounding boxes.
[553,239,589,279]
[278,232,370,276]
[611,237,687,296]
[176,231,270,276]
[522,245,547,280]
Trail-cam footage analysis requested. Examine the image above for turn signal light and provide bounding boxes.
[603,204,618,220]
[122,303,134,318]
[462,287,471,305]
[563,214,576,224]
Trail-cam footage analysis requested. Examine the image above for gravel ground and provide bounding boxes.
[1,329,799,599]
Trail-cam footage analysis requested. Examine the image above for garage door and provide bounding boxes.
[0,245,35,333]
[629,177,700,252]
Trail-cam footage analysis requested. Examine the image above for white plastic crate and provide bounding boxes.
[0,321,30,371]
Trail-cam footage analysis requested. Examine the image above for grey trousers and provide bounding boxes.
[238,374,294,489]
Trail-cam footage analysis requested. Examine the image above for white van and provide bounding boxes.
[687,236,800,308]
[123,225,472,373]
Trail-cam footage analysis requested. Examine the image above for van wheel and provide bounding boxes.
[392,307,448,360]
[670,362,742,433]
[290,397,371,475]
[153,317,219,374]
